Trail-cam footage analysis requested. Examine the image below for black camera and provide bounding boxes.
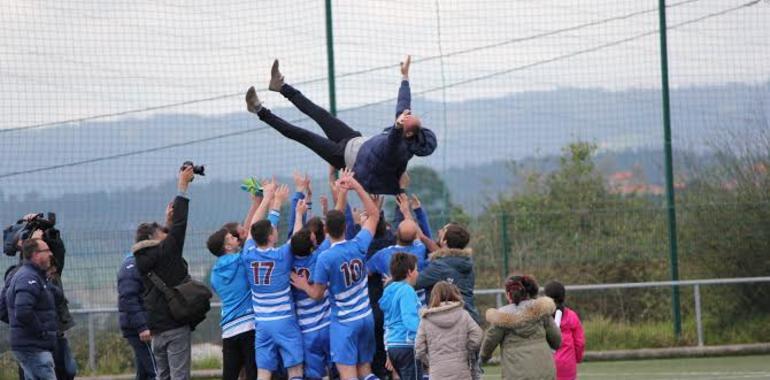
[180,161,205,178]
[3,212,57,256]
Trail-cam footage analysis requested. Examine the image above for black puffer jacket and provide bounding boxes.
[132,195,190,334]
[415,248,481,325]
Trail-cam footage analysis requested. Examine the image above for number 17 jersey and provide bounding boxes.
[311,229,373,323]
[240,239,295,322]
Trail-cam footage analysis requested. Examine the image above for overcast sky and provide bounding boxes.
[1,0,768,131]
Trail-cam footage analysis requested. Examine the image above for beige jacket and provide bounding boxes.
[415,301,483,380]
[481,297,562,380]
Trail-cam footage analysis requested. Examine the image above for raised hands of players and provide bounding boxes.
[336,168,358,190]
[319,195,329,216]
[396,193,413,220]
[271,184,290,209]
[261,177,277,199]
[295,199,309,216]
[400,55,411,80]
[409,194,421,210]
[292,171,305,192]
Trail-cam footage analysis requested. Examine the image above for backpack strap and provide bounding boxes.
[145,271,176,300]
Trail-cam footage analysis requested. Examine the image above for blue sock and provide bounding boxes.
[364,375,380,380]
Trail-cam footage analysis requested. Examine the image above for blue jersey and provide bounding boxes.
[367,241,428,304]
[312,229,373,323]
[291,241,331,333]
[240,239,295,322]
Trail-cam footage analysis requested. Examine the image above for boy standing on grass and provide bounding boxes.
[379,252,423,380]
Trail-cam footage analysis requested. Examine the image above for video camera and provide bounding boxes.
[3,212,57,257]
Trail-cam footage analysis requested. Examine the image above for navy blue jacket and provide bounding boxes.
[6,262,58,352]
[117,254,149,338]
[353,80,438,195]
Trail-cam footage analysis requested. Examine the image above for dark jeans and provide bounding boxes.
[53,335,77,380]
[125,335,157,380]
[222,330,256,380]
[258,84,361,169]
[387,347,422,380]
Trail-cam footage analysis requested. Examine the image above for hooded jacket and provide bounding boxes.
[6,262,58,352]
[132,195,191,334]
[352,80,437,195]
[117,254,149,337]
[379,280,421,349]
[415,248,480,325]
[481,297,562,380]
[415,301,482,380]
[209,253,254,338]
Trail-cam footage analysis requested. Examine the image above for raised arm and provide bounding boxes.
[243,194,262,232]
[410,194,432,238]
[268,184,290,227]
[293,199,308,237]
[247,180,276,239]
[287,172,308,239]
[395,55,411,117]
[338,170,379,235]
[164,166,193,256]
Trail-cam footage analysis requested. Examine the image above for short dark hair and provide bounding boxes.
[222,222,240,240]
[135,222,162,243]
[306,217,325,245]
[325,210,346,239]
[444,224,470,249]
[389,252,417,282]
[545,281,565,309]
[290,228,315,257]
[22,238,42,260]
[250,220,273,246]
[206,228,228,257]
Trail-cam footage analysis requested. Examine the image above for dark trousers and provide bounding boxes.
[54,335,77,380]
[125,335,157,380]
[257,84,361,169]
[387,347,422,380]
[222,330,257,380]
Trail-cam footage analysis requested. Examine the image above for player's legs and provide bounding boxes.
[356,314,379,379]
[279,83,362,143]
[256,107,347,169]
[255,328,279,379]
[273,319,305,380]
[303,327,331,380]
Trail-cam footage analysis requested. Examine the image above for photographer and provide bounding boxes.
[132,165,201,380]
[2,213,77,380]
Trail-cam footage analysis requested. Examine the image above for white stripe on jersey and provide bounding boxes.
[337,298,370,317]
[335,279,368,300]
[297,300,331,315]
[335,287,369,308]
[251,287,290,299]
[338,308,373,324]
[254,314,293,322]
[296,291,329,307]
[299,310,331,326]
[251,295,291,305]
[252,303,292,314]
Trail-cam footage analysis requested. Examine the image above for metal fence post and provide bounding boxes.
[496,292,503,308]
[500,213,510,282]
[657,0,683,340]
[694,284,704,347]
[87,312,96,372]
[324,0,337,116]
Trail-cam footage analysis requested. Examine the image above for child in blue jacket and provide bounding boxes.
[379,252,422,380]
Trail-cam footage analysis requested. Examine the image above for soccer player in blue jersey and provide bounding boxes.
[367,219,427,302]
[289,226,331,380]
[292,169,381,380]
[240,182,305,380]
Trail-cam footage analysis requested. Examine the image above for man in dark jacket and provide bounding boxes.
[132,166,194,380]
[246,56,437,195]
[118,253,157,380]
[6,238,58,380]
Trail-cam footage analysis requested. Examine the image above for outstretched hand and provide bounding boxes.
[296,199,309,216]
[400,55,411,79]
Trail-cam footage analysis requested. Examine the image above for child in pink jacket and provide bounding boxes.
[545,281,585,380]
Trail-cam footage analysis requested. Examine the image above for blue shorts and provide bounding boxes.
[303,325,331,379]
[329,313,375,366]
[254,318,304,371]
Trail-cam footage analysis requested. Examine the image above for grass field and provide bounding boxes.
[482,355,770,379]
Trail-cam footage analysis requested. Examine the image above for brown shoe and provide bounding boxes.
[245,87,263,114]
[269,59,285,92]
